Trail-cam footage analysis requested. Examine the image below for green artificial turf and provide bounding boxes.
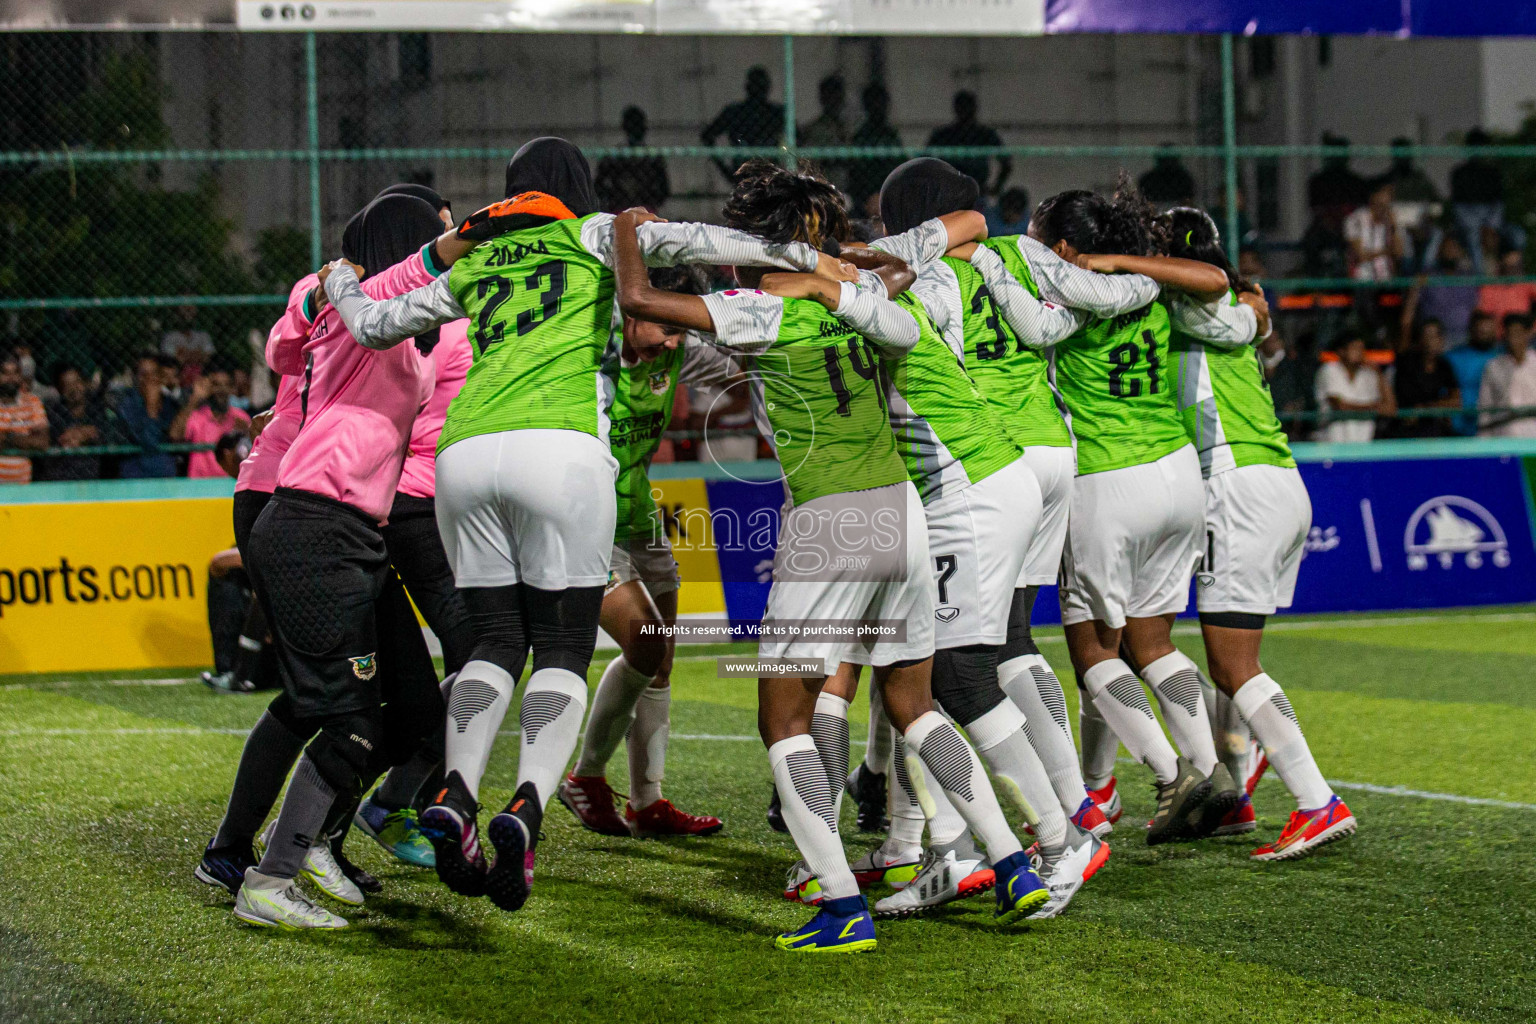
[2,608,1532,1024]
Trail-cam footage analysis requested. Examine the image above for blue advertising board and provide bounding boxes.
[684,442,1536,633]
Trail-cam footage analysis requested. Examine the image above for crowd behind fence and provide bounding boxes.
[4,31,1536,483]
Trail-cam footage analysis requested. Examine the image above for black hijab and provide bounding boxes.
[503,136,598,217]
[340,194,445,353]
[878,157,980,236]
[375,182,451,220]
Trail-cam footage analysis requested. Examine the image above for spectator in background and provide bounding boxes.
[1315,334,1393,442]
[1308,132,1368,215]
[798,74,850,192]
[1387,137,1440,204]
[1446,311,1503,435]
[984,186,1031,237]
[928,90,1009,196]
[114,351,181,478]
[595,106,671,214]
[230,367,253,413]
[701,66,783,184]
[172,362,250,478]
[1405,235,1478,348]
[157,353,184,403]
[1476,240,1536,331]
[1138,147,1196,207]
[43,362,117,481]
[160,306,214,380]
[1478,313,1536,437]
[0,349,48,485]
[849,82,903,217]
[1344,178,1404,281]
[1392,319,1460,437]
[1450,127,1505,274]
[1260,331,1314,439]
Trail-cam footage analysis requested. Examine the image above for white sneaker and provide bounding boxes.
[255,821,365,906]
[782,860,822,904]
[233,868,349,930]
[872,848,993,919]
[1029,833,1106,920]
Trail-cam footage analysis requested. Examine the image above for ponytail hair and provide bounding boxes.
[1159,206,1253,294]
[1031,175,1158,257]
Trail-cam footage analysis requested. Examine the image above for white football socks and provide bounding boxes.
[1000,653,1088,815]
[443,659,515,801]
[965,700,1069,849]
[904,710,1023,860]
[1082,659,1180,785]
[1142,651,1219,776]
[1077,685,1121,790]
[864,686,892,775]
[515,668,589,810]
[887,734,929,849]
[1204,674,1252,785]
[574,655,653,778]
[810,692,851,824]
[627,685,670,809]
[768,734,859,900]
[1233,673,1333,811]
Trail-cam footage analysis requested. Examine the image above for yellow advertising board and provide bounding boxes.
[0,495,233,674]
[0,476,732,676]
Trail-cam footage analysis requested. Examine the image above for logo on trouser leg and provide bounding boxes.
[349,653,378,680]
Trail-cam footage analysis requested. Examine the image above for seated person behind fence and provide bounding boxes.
[172,361,250,478]
[1446,311,1503,435]
[1476,240,1536,331]
[1478,313,1536,438]
[1344,178,1405,281]
[985,186,1031,237]
[43,361,119,481]
[1392,319,1460,438]
[1404,235,1477,349]
[0,348,47,485]
[114,351,182,478]
[1315,333,1393,443]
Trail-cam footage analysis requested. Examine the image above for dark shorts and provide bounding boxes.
[383,492,475,676]
[247,488,388,719]
[232,488,273,560]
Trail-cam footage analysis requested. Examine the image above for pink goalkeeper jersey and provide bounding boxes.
[235,372,302,495]
[267,248,442,523]
[396,322,471,500]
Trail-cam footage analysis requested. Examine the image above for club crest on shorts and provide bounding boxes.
[349,653,378,680]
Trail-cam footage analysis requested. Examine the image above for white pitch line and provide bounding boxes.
[3,724,1533,812]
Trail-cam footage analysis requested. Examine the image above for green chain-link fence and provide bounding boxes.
[4,31,1536,478]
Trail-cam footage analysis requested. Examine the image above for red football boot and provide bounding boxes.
[1251,796,1357,861]
[626,798,724,838]
[557,774,630,837]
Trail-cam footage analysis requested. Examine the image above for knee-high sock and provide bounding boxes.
[1142,651,1219,776]
[768,734,858,900]
[1077,684,1121,790]
[214,709,308,848]
[904,711,1022,861]
[887,733,928,849]
[965,701,1068,850]
[917,755,968,846]
[374,747,440,810]
[516,668,589,810]
[574,655,652,778]
[256,754,336,880]
[443,659,515,801]
[1204,673,1251,785]
[1232,674,1333,810]
[1000,653,1087,816]
[863,686,892,776]
[1082,659,1180,785]
[810,692,851,823]
[627,686,670,808]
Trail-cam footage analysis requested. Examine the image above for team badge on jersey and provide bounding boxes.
[648,370,670,396]
[935,606,961,622]
[349,653,378,680]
